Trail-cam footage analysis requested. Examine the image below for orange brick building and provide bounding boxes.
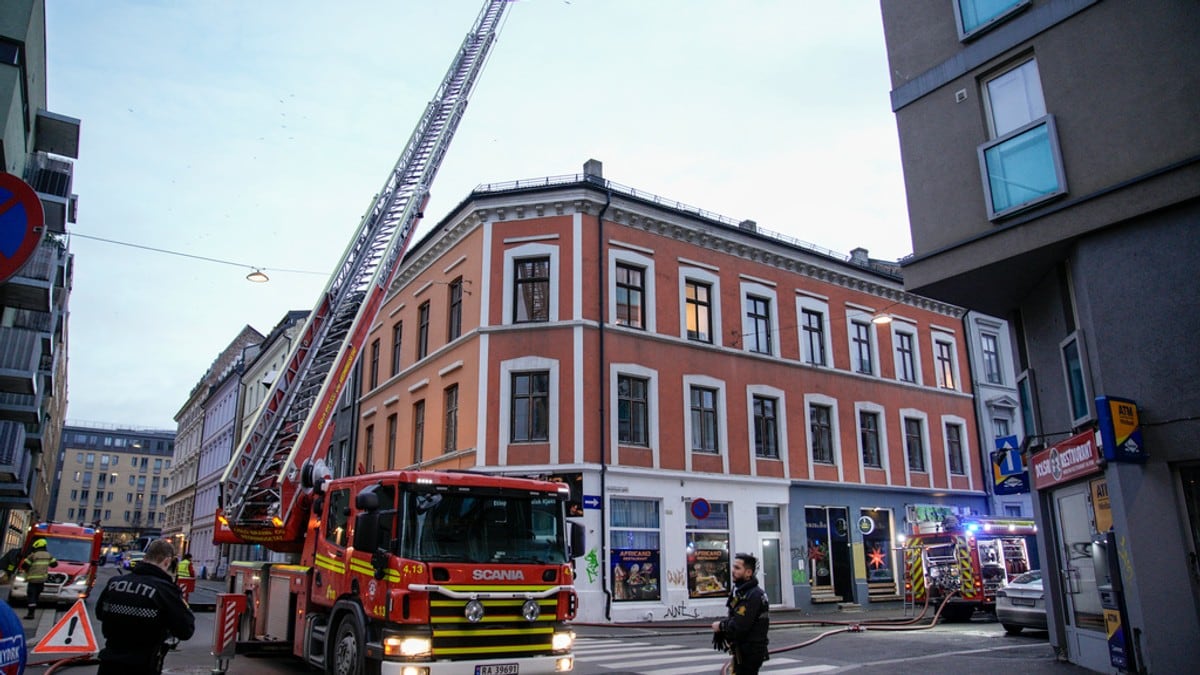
[357,160,985,621]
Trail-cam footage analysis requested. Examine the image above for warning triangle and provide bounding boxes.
[32,599,98,654]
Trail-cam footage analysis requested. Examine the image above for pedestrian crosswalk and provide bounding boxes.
[572,637,839,675]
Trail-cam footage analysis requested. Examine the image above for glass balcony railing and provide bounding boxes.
[979,114,1067,220]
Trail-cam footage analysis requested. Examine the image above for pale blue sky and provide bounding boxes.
[45,0,910,429]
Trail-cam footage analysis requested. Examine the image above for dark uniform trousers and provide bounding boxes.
[95,561,195,675]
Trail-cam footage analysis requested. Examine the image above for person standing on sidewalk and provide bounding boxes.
[18,538,57,619]
[711,553,770,675]
[174,553,193,581]
[95,539,195,675]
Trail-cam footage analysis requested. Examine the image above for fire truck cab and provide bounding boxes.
[8,522,104,605]
[902,515,1038,621]
[217,470,582,675]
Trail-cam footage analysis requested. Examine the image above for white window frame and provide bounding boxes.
[610,363,660,468]
[954,0,1030,41]
[803,393,842,482]
[679,267,722,346]
[609,249,656,332]
[796,295,833,367]
[891,321,922,385]
[845,309,881,376]
[854,402,890,484]
[900,409,930,483]
[941,415,972,485]
[1060,330,1095,428]
[746,385,790,478]
[740,281,780,357]
[932,330,961,391]
[682,375,728,474]
[503,243,560,325]
[499,356,560,465]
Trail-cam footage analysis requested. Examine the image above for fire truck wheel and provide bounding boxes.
[1002,623,1025,635]
[330,616,378,675]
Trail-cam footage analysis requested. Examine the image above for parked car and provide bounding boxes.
[995,569,1047,634]
[121,551,145,570]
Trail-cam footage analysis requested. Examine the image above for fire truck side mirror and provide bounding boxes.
[355,489,381,513]
[568,521,585,559]
[353,511,380,552]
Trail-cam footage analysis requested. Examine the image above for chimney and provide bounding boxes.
[583,159,604,183]
[738,219,757,232]
[850,247,870,265]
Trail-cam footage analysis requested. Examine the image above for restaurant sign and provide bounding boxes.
[1032,429,1102,490]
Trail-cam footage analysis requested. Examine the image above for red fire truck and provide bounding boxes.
[8,521,104,605]
[902,515,1038,621]
[209,2,582,673]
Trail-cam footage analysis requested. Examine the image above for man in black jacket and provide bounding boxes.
[95,539,195,675]
[712,552,770,675]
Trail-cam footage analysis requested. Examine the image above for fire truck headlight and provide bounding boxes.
[551,630,575,652]
[555,655,574,672]
[522,599,541,622]
[464,599,485,623]
[384,636,432,658]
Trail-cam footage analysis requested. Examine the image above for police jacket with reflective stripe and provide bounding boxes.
[96,561,195,667]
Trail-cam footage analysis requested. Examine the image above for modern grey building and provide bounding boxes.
[0,0,76,551]
[880,1,1200,671]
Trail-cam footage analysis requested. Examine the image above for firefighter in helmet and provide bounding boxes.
[18,538,58,619]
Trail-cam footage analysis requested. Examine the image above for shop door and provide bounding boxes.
[805,506,854,603]
[1053,482,1109,670]
[760,537,781,604]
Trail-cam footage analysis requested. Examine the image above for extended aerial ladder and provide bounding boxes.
[217,0,513,552]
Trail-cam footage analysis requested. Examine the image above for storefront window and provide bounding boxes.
[860,508,895,595]
[610,498,661,602]
[685,501,730,598]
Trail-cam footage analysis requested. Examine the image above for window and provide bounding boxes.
[614,263,645,329]
[801,308,827,366]
[852,321,874,374]
[610,498,661,602]
[745,295,772,354]
[895,330,917,383]
[412,400,425,464]
[955,0,1028,39]
[935,339,957,389]
[447,277,463,341]
[365,425,374,471]
[905,418,927,472]
[443,385,459,453]
[391,321,403,376]
[981,333,1002,384]
[510,372,549,442]
[325,488,351,547]
[810,404,834,464]
[1061,332,1092,425]
[994,418,1011,438]
[684,280,712,343]
[860,411,882,468]
[946,423,965,475]
[617,375,649,446]
[979,59,1066,219]
[752,395,779,459]
[1017,371,1038,438]
[685,501,731,599]
[514,257,550,322]
[369,338,380,389]
[386,414,397,468]
[689,386,719,453]
[86,453,94,468]
[417,301,430,359]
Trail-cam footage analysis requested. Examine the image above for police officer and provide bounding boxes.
[712,553,770,675]
[18,539,57,619]
[95,539,195,675]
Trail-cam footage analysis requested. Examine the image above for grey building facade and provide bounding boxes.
[880,1,1200,671]
[0,0,76,551]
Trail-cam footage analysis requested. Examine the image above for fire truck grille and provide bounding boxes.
[46,572,69,586]
[429,596,560,657]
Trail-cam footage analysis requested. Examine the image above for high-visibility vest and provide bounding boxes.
[177,558,193,578]
[21,551,57,582]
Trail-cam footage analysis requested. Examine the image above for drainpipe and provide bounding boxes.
[593,171,613,620]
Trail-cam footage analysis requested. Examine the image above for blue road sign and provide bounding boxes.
[583,495,601,510]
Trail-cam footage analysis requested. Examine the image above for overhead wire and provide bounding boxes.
[67,231,327,276]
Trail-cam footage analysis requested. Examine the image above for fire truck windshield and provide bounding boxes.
[37,536,94,563]
[400,492,568,564]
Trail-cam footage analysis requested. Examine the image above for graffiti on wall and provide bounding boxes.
[584,548,599,583]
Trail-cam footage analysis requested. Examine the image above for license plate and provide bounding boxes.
[476,665,519,675]
[1011,597,1036,606]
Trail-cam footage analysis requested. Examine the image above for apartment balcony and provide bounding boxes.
[0,392,43,424]
[23,151,77,235]
[0,420,31,501]
[0,327,42,396]
[0,239,68,312]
